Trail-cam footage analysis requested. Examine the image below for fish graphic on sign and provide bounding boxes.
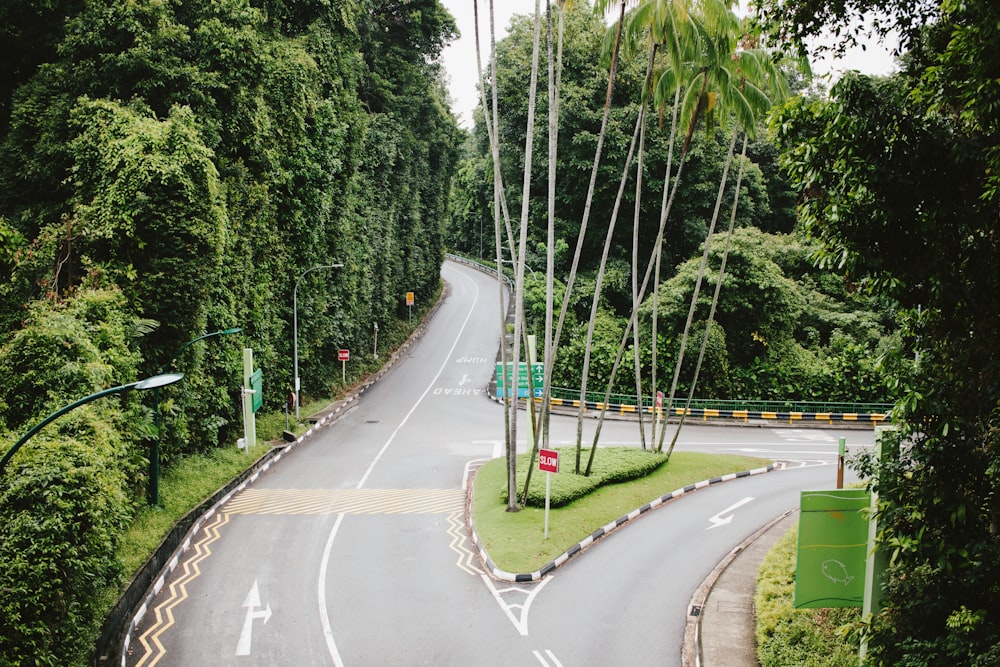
[821,559,854,586]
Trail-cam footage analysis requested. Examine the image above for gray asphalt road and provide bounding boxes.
[125,259,874,667]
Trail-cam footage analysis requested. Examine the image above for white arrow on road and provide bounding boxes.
[235,580,272,656]
[706,496,754,530]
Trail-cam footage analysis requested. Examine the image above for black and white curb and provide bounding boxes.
[467,463,780,583]
[115,282,449,666]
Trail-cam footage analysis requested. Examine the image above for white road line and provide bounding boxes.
[318,513,346,667]
[533,649,565,666]
[356,268,480,489]
[482,575,551,636]
[317,266,481,666]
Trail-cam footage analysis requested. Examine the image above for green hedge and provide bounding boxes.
[503,447,669,508]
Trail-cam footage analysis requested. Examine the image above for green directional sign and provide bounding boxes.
[495,362,544,398]
[250,368,263,413]
[794,488,870,609]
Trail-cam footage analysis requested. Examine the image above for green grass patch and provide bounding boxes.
[473,449,770,573]
[755,524,861,667]
[119,444,268,576]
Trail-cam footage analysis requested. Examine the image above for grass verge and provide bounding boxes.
[754,524,861,666]
[472,449,771,574]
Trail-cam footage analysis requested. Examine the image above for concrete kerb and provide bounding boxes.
[110,282,450,667]
[680,507,796,667]
[465,462,780,583]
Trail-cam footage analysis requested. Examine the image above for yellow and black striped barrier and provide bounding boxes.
[532,396,888,424]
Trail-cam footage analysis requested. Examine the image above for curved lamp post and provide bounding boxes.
[0,373,184,476]
[149,327,243,505]
[165,327,243,372]
[293,264,342,421]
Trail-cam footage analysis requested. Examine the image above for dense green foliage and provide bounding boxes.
[522,227,894,401]
[503,446,668,507]
[755,525,860,667]
[760,0,1000,663]
[448,4,784,276]
[0,289,145,666]
[0,0,460,663]
[447,2,892,405]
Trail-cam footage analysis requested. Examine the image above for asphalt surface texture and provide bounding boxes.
[687,509,800,666]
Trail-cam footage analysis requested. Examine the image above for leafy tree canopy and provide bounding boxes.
[761,0,1000,663]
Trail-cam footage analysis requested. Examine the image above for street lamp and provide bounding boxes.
[149,327,242,505]
[293,263,343,421]
[165,327,243,372]
[0,373,184,476]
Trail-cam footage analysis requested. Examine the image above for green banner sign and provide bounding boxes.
[794,488,870,609]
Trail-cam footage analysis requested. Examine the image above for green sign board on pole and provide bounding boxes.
[495,362,544,398]
[794,488,871,609]
[250,368,263,413]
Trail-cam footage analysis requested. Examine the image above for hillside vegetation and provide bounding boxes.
[0,1,458,663]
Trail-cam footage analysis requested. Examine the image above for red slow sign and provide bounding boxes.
[538,448,559,473]
[338,349,350,362]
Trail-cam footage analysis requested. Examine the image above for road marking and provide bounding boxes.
[235,580,272,656]
[446,510,484,576]
[533,649,565,666]
[318,513,346,667]
[482,574,551,636]
[134,512,229,667]
[318,266,481,666]
[226,488,465,515]
[706,496,754,530]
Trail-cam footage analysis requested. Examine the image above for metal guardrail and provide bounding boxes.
[547,386,892,422]
[539,393,889,424]
[446,253,892,425]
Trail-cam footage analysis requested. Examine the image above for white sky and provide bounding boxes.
[439,1,899,128]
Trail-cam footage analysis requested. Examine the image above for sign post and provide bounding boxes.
[338,348,349,384]
[539,448,559,538]
[241,348,257,450]
[836,437,846,488]
[406,291,414,325]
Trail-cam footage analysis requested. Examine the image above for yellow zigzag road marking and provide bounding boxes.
[134,512,229,667]
[446,510,483,576]
[225,488,466,515]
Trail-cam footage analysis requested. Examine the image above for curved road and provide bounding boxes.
[125,260,873,666]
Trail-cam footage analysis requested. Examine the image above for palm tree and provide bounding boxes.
[521,0,567,506]
[567,1,796,460]
[655,11,797,454]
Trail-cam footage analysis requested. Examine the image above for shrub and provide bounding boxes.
[0,414,133,666]
[755,525,861,667]
[504,447,669,508]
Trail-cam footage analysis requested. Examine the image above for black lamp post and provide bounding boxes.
[0,373,184,476]
[149,327,242,505]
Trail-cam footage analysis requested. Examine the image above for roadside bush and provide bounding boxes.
[755,525,861,667]
[505,447,669,508]
[0,288,146,666]
[0,414,133,667]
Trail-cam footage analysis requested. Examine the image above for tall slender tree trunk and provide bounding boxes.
[522,1,563,505]
[507,0,543,509]
[579,107,644,475]
[538,0,627,476]
[665,132,747,459]
[659,126,738,454]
